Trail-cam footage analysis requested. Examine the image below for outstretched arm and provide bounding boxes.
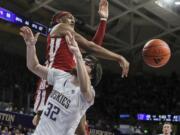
[20,26,48,79]
[65,32,94,103]
[75,33,129,78]
[50,23,129,77]
[92,0,108,46]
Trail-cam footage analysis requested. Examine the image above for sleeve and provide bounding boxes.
[91,20,107,46]
[47,68,69,85]
[79,86,95,111]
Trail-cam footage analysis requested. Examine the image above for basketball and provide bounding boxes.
[142,39,171,68]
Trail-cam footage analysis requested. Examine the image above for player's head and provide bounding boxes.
[83,54,103,87]
[70,54,102,87]
[50,11,75,28]
[162,122,172,135]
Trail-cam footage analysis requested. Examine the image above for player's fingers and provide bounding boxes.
[20,27,31,39]
[123,64,127,77]
[19,32,25,37]
[120,65,124,78]
[125,63,130,77]
[20,26,26,31]
[124,69,128,78]
[71,34,75,43]
[123,67,127,78]
[67,32,74,45]
[20,29,28,39]
[22,27,29,37]
[65,35,70,44]
[20,27,27,36]
[65,34,72,46]
[122,70,126,78]
[125,70,128,78]
[66,31,73,39]
[69,46,76,52]
[121,64,127,78]
[65,32,78,50]
[26,27,33,37]
[121,72,124,78]
[127,65,130,76]
[68,45,79,54]
[35,33,40,40]
[69,35,77,47]
[22,26,28,33]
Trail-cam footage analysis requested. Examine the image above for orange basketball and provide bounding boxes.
[142,39,171,68]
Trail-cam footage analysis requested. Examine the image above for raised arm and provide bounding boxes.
[50,23,129,77]
[92,0,108,45]
[75,33,129,77]
[65,32,94,103]
[20,26,48,79]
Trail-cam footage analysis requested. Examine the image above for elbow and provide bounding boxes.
[27,63,32,71]
[83,88,94,103]
[26,63,36,73]
[86,93,94,103]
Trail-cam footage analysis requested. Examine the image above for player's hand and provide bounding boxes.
[98,0,109,19]
[65,31,82,58]
[32,114,40,126]
[20,26,40,47]
[118,57,129,78]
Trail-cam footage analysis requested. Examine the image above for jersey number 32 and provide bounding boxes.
[44,102,60,121]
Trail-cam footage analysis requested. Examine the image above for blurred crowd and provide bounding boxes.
[87,71,180,131]
[0,124,33,135]
[0,51,37,114]
[106,71,179,113]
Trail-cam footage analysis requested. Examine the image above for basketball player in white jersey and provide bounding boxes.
[32,1,110,134]
[20,26,102,135]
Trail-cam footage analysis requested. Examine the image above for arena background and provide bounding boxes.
[0,0,180,134]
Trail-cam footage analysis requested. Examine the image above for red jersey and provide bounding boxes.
[46,35,76,71]
[45,19,107,71]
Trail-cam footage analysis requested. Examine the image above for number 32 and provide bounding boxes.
[44,102,60,121]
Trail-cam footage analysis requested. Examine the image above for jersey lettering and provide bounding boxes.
[44,102,60,121]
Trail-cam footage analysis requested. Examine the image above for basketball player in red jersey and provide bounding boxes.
[33,0,108,116]
[32,0,129,134]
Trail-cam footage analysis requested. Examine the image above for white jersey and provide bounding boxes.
[33,68,95,135]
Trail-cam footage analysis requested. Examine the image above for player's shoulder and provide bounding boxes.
[49,23,62,37]
[49,68,71,78]
[79,85,95,103]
